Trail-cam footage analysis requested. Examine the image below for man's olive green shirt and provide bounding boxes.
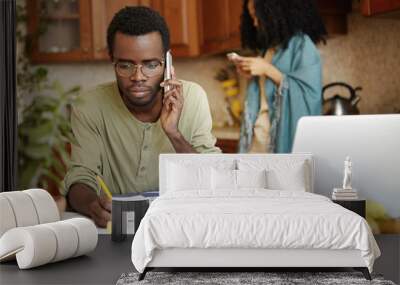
[62,80,220,196]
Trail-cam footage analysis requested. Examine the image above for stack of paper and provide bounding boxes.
[142,191,159,204]
[112,191,159,204]
[332,188,358,200]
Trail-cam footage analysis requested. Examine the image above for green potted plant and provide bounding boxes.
[17,82,79,191]
[16,0,80,194]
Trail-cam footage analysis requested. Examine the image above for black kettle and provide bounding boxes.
[322,82,362,115]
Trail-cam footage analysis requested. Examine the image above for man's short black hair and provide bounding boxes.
[107,6,170,56]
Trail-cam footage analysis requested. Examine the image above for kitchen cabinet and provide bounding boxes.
[198,0,242,55]
[216,138,239,154]
[361,0,400,16]
[316,0,352,34]
[27,0,150,63]
[90,0,151,60]
[27,0,242,63]
[151,0,201,57]
[151,0,242,56]
[212,126,240,153]
[27,0,93,63]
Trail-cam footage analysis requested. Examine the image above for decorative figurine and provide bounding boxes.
[342,156,352,190]
[332,156,357,200]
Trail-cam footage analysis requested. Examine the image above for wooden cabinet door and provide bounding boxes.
[200,0,229,54]
[91,0,150,60]
[27,0,93,63]
[361,0,400,16]
[316,0,352,34]
[200,0,241,54]
[226,0,242,50]
[152,0,200,57]
[216,138,239,153]
[27,0,244,62]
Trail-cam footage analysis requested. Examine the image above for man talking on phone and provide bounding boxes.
[62,6,220,227]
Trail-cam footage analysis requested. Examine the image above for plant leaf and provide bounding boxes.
[18,160,41,189]
[41,169,62,189]
[22,144,51,159]
[26,121,54,144]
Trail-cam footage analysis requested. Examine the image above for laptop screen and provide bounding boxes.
[292,114,400,233]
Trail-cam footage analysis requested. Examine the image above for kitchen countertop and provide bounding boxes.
[212,126,240,140]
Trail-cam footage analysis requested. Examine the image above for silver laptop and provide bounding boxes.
[292,114,400,217]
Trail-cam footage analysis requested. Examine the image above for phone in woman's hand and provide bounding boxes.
[227,52,240,62]
[164,50,173,93]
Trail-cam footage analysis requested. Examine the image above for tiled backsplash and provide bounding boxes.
[43,7,400,127]
[319,12,400,115]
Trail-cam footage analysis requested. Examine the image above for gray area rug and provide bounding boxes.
[116,272,396,285]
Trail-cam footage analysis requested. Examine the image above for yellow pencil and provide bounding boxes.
[96,175,112,200]
[96,175,112,234]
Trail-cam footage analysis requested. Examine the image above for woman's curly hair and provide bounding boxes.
[241,0,327,51]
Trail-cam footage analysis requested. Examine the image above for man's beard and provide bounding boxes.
[119,79,163,108]
[126,85,161,107]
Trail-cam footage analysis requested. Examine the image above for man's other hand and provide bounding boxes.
[87,195,111,228]
[68,183,112,228]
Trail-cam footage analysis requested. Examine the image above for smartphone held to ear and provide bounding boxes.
[164,50,173,92]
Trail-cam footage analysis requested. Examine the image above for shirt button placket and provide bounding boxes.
[138,125,151,177]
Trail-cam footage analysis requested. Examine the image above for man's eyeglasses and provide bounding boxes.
[113,59,165,78]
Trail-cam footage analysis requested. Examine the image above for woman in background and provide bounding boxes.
[230,0,326,153]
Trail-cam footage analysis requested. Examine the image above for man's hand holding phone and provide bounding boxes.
[160,51,184,138]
